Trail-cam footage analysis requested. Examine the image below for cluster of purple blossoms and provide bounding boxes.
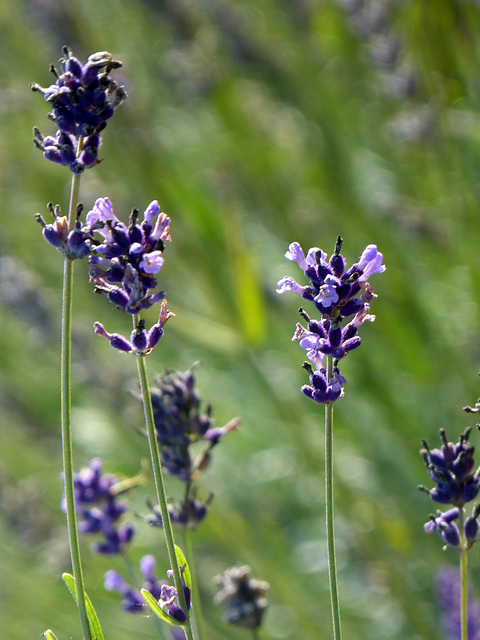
[87,197,171,314]
[277,237,385,403]
[64,458,134,555]
[420,428,480,549]
[105,554,190,623]
[213,565,269,630]
[136,367,239,483]
[32,46,126,173]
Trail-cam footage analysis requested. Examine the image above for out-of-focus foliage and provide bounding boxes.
[2,1,480,638]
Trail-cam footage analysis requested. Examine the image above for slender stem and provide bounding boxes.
[324,356,342,640]
[182,528,206,640]
[135,347,196,640]
[61,171,92,640]
[459,509,468,640]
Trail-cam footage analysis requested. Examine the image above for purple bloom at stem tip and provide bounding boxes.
[277,237,384,404]
[32,47,126,173]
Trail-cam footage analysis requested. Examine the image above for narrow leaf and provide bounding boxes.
[62,573,105,640]
[140,588,184,627]
[174,544,192,592]
[43,630,59,640]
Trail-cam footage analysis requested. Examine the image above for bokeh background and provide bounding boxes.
[2,1,480,638]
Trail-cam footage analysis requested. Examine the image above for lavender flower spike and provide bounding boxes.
[32,47,126,173]
[278,236,384,403]
[88,197,171,314]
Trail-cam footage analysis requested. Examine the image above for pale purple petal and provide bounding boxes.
[143,200,160,226]
[276,276,307,295]
[139,251,164,274]
[357,245,386,281]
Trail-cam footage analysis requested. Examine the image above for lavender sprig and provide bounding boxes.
[88,200,196,640]
[420,426,480,640]
[277,236,384,640]
[33,46,125,640]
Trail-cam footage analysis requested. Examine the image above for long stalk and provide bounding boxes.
[459,509,468,640]
[135,348,196,640]
[61,171,92,640]
[325,355,342,640]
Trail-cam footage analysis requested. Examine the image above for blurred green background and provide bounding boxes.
[2,0,480,638]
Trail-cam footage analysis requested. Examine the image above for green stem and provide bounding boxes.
[459,509,468,640]
[325,356,342,640]
[135,347,196,640]
[182,528,206,640]
[61,172,92,640]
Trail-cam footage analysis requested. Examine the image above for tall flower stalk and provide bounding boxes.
[60,170,91,640]
[277,237,385,639]
[33,46,126,638]
[136,349,194,638]
[88,196,196,636]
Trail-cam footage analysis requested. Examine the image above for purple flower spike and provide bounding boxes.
[420,427,480,551]
[32,46,126,173]
[278,236,384,404]
[64,458,135,555]
[88,198,171,315]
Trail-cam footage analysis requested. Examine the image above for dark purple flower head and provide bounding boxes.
[277,237,384,404]
[214,565,269,630]
[133,367,239,482]
[88,197,171,315]
[277,237,385,319]
[32,47,126,173]
[63,458,135,555]
[420,428,480,509]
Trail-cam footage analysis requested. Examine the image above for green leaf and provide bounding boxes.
[174,544,192,592]
[61,573,105,640]
[43,630,59,640]
[140,588,185,627]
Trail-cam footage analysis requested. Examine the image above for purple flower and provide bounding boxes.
[132,367,239,482]
[419,428,480,508]
[35,202,98,260]
[88,197,171,315]
[424,508,461,548]
[32,47,126,173]
[93,300,174,355]
[277,237,384,404]
[105,555,190,622]
[420,428,480,551]
[64,458,135,555]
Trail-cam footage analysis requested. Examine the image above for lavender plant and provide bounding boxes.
[33,46,126,640]
[420,407,480,640]
[277,236,385,640]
